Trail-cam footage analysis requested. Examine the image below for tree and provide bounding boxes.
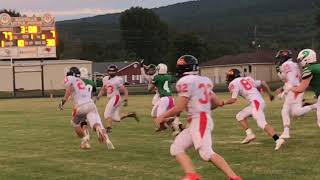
[120,7,169,64]
[0,9,21,17]
[167,32,209,71]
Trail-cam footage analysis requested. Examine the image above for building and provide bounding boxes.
[201,51,280,84]
[0,59,92,92]
[93,61,144,85]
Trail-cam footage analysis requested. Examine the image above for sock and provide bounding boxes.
[245,128,253,136]
[283,127,289,135]
[273,134,279,141]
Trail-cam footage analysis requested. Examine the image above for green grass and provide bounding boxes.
[0,92,319,180]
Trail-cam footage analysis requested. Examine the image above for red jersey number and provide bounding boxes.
[105,85,114,94]
[240,79,253,90]
[198,83,212,104]
[76,80,85,90]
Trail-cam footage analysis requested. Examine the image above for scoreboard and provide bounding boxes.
[0,13,56,59]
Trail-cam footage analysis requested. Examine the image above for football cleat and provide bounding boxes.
[279,132,290,139]
[275,138,285,151]
[155,122,168,132]
[228,176,243,180]
[96,127,115,150]
[129,112,139,122]
[106,127,112,134]
[241,134,256,144]
[181,173,201,180]
[80,138,91,149]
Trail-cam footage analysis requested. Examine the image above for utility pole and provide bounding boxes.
[254,25,259,52]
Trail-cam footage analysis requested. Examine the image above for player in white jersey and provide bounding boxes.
[274,50,316,138]
[96,64,138,133]
[224,69,285,150]
[140,60,160,105]
[156,55,242,180]
[59,67,114,150]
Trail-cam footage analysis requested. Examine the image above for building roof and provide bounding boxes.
[0,59,92,66]
[201,50,277,67]
[93,61,138,73]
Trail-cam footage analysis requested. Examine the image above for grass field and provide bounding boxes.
[0,93,319,180]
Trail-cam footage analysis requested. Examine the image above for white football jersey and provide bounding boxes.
[64,76,93,105]
[278,60,301,86]
[102,76,124,98]
[228,77,264,103]
[176,75,214,129]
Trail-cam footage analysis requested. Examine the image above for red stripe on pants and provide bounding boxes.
[199,112,207,138]
[167,96,174,110]
[114,95,120,107]
[253,100,260,111]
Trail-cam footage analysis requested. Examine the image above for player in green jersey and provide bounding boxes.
[291,49,320,127]
[149,63,183,135]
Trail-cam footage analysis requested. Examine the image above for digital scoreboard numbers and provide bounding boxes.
[0,13,56,59]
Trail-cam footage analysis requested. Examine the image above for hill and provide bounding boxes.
[56,0,319,60]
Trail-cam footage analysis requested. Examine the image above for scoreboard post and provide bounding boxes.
[0,13,56,60]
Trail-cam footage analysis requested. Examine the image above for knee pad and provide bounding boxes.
[256,120,267,129]
[236,112,245,121]
[170,143,184,157]
[198,148,214,161]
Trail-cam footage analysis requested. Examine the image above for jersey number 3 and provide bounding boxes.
[198,83,212,104]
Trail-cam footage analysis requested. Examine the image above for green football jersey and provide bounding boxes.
[82,78,97,94]
[302,64,320,97]
[152,74,174,97]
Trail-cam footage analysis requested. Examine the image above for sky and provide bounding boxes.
[1,0,192,21]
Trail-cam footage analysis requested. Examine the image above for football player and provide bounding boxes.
[96,65,139,134]
[274,50,316,138]
[59,67,114,150]
[224,69,285,150]
[156,55,242,180]
[140,60,161,116]
[149,63,183,136]
[291,49,320,127]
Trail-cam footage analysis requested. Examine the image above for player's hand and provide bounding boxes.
[140,59,144,67]
[269,94,275,101]
[155,116,165,126]
[123,99,128,107]
[58,99,66,111]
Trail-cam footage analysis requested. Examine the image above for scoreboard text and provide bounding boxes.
[0,13,56,59]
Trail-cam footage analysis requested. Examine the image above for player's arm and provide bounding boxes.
[140,60,152,84]
[96,85,106,100]
[148,76,157,92]
[59,77,73,110]
[211,93,225,110]
[148,83,156,92]
[291,76,312,93]
[224,83,238,105]
[59,84,73,110]
[156,96,188,125]
[260,80,274,101]
[292,68,313,93]
[120,85,129,105]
